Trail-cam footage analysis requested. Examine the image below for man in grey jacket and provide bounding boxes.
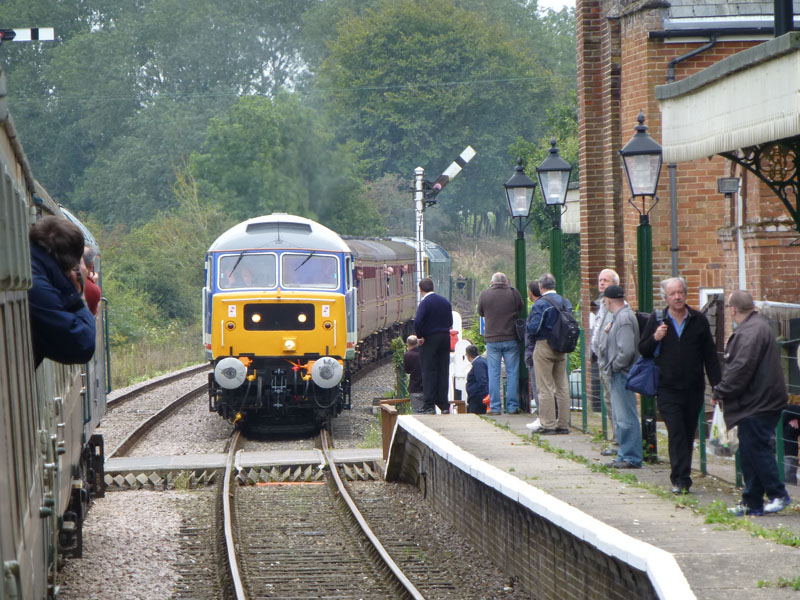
[713,290,791,516]
[591,268,620,449]
[601,285,642,468]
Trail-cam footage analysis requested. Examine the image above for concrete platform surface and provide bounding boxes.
[411,413,800,600]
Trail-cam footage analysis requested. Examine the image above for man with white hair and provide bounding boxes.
[477,272,524,415]
[591,268,620,451]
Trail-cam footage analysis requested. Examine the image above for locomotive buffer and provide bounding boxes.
[414,145,476,302]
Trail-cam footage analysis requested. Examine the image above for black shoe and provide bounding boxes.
[538,428,559,435]
[670,486,689,495]
[555,427,570,434]
[506,410,520,415]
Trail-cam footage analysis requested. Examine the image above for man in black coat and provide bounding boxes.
[413,277,453,414]
[713,290,791,515]
[639,277,720,494]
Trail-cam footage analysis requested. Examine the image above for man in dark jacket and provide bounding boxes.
[465,344,488,414]
[414,277,453,414]
[403,335,424,413]
[639,277,720,494]
[477,272,523,414]
[713,290,791,516]
[28,216,96,368]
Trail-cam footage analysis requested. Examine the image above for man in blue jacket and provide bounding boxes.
[526,273,572,434]
[28,216,96,368]
[414,277,453,414]
[465,344,488,414]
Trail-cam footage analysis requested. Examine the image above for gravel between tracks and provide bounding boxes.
[58,363,530,599]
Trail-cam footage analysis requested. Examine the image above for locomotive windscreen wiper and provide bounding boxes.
[228,251,245,278]
[295,250,315,270]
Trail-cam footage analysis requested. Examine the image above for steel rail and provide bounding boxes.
[222,430,247,600]
[320,429,426,600]
[106,383,207,458]
[107,363,209,408]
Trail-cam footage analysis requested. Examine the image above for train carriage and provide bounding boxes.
[0,63,107,600]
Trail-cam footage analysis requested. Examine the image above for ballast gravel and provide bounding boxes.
[58,363,531,599]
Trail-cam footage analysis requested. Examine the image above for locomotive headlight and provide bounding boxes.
[226,321,235,330]
[311,356,343,388]
[214,357,247,389]
[323,321,332,330]
[251,313,262,323]
[297,313,307,323]
[284,339,296,352]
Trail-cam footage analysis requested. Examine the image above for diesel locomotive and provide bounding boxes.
[0,65,108,598]
[203,213,451,432]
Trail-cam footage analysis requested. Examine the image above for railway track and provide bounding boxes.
[221,429,425,599]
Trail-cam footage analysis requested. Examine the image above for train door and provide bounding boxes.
[202,255,212,359]
[344,256,356,360]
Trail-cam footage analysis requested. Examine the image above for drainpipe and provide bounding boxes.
[665,37,717,276]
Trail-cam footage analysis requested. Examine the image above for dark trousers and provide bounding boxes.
[657,387,704,489]
[420,332,450,413]
[467,394,487,414]
[739,412,787,509]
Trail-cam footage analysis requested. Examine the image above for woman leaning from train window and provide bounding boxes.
[28,215,96,367]
[639,277,720,495]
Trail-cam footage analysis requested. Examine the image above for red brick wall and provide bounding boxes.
[578,1,800,330]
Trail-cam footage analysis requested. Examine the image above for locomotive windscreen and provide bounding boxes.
[244,303,316,330]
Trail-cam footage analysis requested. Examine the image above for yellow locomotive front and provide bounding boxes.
[204,215,357,432]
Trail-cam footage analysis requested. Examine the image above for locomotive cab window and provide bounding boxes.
[218,253,277,289]
[281,253,339,289]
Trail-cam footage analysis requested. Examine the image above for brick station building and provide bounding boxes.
[577,0,800,395]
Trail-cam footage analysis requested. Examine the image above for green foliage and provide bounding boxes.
[392,336,409,398]
[190,93,382,235]
[463,319,485,355]
[315,0,569,236]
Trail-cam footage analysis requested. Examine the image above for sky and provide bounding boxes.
[538,0,575,11]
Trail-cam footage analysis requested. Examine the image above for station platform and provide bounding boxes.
[385,413,800,600]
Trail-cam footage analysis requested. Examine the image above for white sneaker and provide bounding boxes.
[764,493,792,514]
[526,418,542,432]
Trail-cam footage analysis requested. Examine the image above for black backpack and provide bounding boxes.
[540,294,580,353]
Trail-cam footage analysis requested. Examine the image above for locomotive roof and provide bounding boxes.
[208,213,350,253]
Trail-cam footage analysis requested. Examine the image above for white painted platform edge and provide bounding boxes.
[392,416,696,600]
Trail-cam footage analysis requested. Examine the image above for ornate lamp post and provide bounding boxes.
[619,110,663,462]
[536,138,573,295]
[504,159,536,412]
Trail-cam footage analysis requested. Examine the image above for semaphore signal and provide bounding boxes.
[0,28,55,44]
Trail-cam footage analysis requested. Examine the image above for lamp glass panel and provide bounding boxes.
[626,154,661,196]
[541,170,570,206]
[509,187,532,217]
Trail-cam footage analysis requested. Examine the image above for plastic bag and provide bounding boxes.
[708,404,739,457]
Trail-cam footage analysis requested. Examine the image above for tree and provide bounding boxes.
[190,93,382,235]
[314,0,567,235]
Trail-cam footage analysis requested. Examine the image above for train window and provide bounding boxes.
[281,253,339,290]
[218,253,277,289]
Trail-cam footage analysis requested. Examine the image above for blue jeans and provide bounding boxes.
[738,412,787,510]
[487,340,519,413]
[609,371,642,466]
